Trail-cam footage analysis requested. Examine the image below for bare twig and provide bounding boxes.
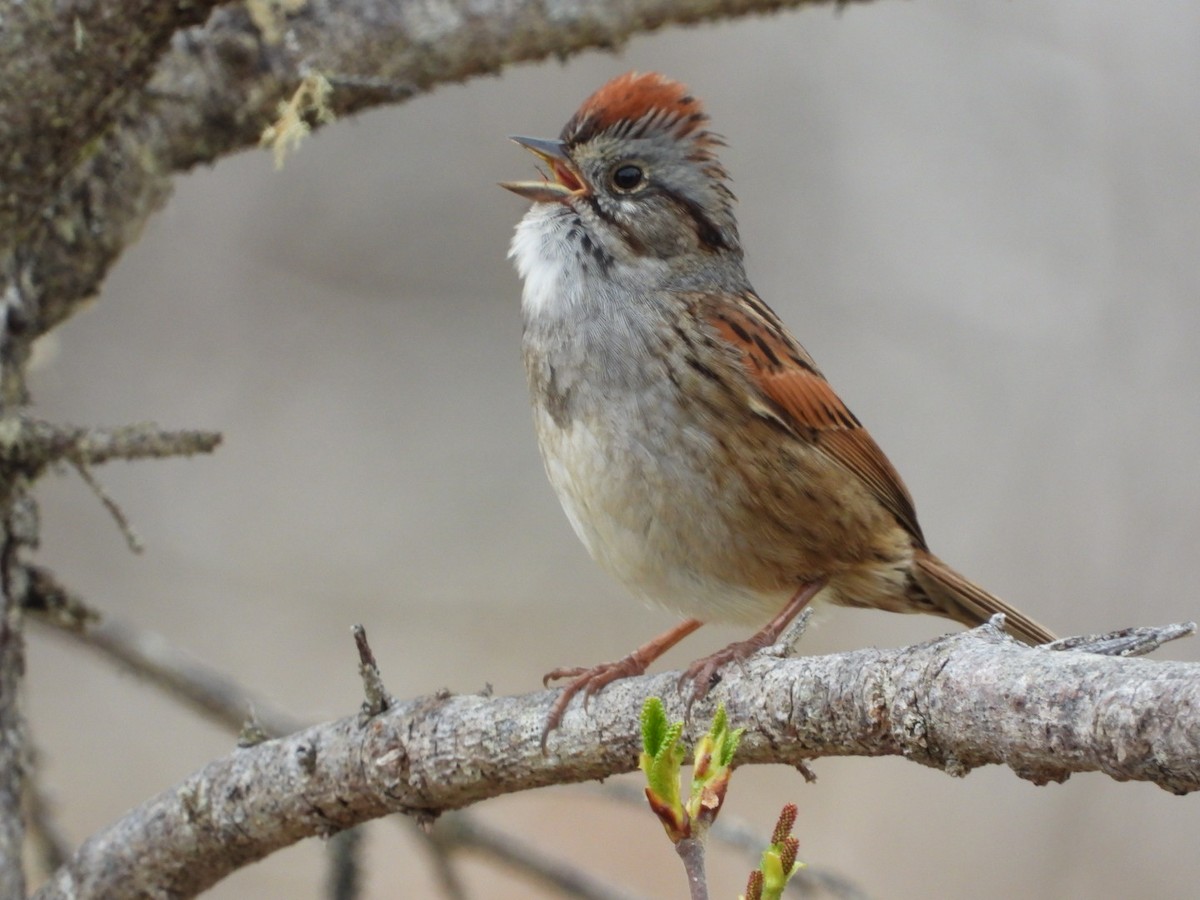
[19,566,98,629]
[766,608,814,657]
[25,569,298,739]
[430,812,645,900]
[0,415,222,477]
[418,822,471,900]
[353,624,393,718]
[24,752,71,879]
[1046,621,1196,657]
[67,459,144,554]
[326,827,364,900]
[676,837,708,900]
[37,611,300,738]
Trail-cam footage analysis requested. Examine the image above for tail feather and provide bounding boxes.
[912,548,1055,645]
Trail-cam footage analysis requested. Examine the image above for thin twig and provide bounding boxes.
[1045,620,1196,657]
[353,624,392,718]
[327,827,364,900]
[0,415,222,476]
[25,569,299,738]
[675,837,708,900]
[67,459,144,553]
[766,609,814,657]
[23,760,71,879]
[20,565,98,630]
[431,812,647,900]
[417,820,471,900]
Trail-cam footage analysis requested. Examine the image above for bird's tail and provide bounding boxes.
[911,548,1055,645]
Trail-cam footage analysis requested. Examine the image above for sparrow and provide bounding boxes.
[502,72,1055,739]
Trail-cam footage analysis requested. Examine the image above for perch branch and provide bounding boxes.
[31,621,1200,899]
[28,578,636,898]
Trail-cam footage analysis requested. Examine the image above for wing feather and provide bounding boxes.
[704,295,926,546]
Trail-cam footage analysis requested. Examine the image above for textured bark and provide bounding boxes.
[2,0,854,349]
[0,422,219,892]
[32,622,1200,899]
[0,0,231,249]
[0,547,27,900]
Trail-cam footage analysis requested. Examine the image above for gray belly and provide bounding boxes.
[523,319,913,625]
[531,394,797,623]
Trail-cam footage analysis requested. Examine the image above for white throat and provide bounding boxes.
[509,204,585,321]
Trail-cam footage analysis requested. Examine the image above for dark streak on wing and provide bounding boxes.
[701,292,926,546]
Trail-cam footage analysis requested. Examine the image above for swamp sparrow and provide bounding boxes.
[503,72,1054,737]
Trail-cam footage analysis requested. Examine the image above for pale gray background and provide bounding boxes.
[26,1,1200,897]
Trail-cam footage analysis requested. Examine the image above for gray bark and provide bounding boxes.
[33,622,1200,898]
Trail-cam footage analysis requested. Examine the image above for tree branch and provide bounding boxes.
[25,568,299,741]
[0,416,221,475]
[31,621,1200,898]
[0,0,232,248]
[24,745,72,882]
[26,581,640,899]
[7,0,857,343]
[0,528,28,899]
[429,811,647,900]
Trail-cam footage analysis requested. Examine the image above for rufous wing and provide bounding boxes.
[706,294,925,546]
[705,293,1055,645]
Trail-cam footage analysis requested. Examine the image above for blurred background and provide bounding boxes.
[25,1,1200,897]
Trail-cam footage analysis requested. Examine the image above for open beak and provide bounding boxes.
[500,136,587,203]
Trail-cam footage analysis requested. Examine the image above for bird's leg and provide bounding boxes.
[679,579,827,708]
[541,618,704,748]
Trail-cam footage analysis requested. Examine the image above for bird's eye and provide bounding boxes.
[610,164,646,192]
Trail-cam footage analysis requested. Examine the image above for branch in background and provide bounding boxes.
[0,550,28,898]
[326,827,364,900]
[0,418,220,563]
[7,0,859,341]
[419,826,472,900]
[25,567,295,739]
[429,811,647,900]
[0,0,234,248]
[28,620,1200,898]
[23,747,72,882]
[0,416,222,476]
